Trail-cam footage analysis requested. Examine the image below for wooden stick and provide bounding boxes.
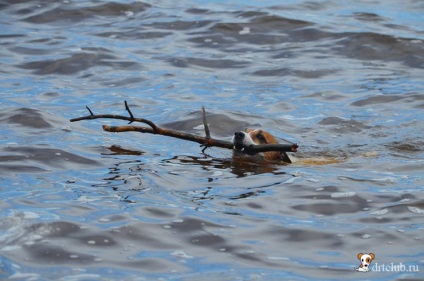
[102,125,297,152]
[102,125,235,149]
[70,102,298,153]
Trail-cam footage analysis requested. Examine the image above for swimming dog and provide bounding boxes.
[232,128,291,163]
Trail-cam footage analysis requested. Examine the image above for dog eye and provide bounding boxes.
[257,133,266,143]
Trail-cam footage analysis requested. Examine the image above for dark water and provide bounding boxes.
[1,0,424,280]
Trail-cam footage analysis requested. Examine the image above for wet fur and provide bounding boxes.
[232,129,291,163]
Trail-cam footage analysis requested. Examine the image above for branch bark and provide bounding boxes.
[70,102,298,153]
[102,125,234,149]
[70,101,157,130]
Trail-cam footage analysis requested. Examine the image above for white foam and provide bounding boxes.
[22,211,40,219]
[267,256,290,261]
[279,114,324,121]
[212,171,223,177]
[239,27,250,35]
[362,234,372,239]
[330,191,356,198]
[407,206,424,214]
[193,124,205,130]
[370,208,389,215]
[171,250,193,259]
[284,177,297,184]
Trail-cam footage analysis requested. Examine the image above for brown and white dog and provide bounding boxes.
[232,128,291,163]
[355,253,375,272]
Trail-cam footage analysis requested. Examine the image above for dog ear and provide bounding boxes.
[369,253,375,260]
[357,253,363,260]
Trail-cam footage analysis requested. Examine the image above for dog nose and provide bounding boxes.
[234,131,244,139]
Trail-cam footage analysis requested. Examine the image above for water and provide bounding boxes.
[1,0,423,280]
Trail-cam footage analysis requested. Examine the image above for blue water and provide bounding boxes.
[1,0,424,280]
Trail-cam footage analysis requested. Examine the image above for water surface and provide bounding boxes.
[0,0,423,280]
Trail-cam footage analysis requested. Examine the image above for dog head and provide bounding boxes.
[357,253,375,269]
[232,129,291,163]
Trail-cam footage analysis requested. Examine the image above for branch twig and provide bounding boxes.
[124,100,135,124]
[70,102,157,131]
[202,106,211,139]
[201,105,211,153]
[70,102,298,154]
[86,106,94,116]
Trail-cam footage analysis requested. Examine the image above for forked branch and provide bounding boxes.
[70,102,298,154]
[70,101,157,130]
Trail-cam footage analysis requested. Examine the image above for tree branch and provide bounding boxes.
[70,102,298,154]
[70,101,157,131]
[102,125,236,149]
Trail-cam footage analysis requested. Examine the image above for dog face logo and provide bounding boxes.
[355,253,375,272]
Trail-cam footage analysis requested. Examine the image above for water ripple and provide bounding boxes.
[0,0,423,280]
